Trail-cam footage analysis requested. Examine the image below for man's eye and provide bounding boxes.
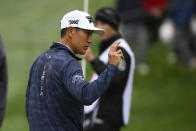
[87,31,91,35]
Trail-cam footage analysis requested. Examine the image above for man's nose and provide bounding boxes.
[88,35,92,43]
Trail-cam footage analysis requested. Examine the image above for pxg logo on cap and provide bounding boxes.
[69,20,79,25]
[86,16,93,23]
[60,10,104,34]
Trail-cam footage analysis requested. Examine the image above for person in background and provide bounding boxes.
[0,36,8,128]
[116,0,149,75]
[142,0,168,42]
[170,0,196,68]
[83,7,135,131]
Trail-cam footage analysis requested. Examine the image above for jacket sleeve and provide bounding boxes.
[90,58,106,75]
[63,60,118,105]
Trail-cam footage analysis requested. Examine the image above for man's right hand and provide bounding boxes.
[108,41,124,67]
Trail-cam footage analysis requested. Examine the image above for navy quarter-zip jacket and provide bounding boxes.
[26,42,117,131]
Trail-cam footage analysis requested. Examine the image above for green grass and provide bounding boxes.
[0,0,196,131]
[122,43,196,131]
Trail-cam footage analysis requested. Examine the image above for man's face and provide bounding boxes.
[96,20,116,41]
[71,28,93,55]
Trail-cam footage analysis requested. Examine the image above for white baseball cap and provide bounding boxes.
[60,10,104,34]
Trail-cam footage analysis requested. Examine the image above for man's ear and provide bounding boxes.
[68,27,77,37]
[67,27,74,38]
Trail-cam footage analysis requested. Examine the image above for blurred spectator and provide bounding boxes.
[116,0,149,75]
[170,0,196,68]
[142,0,168,42]
[83,7,135,131]
[0,36,8,127]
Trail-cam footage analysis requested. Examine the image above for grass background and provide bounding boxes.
[0,0,196,130]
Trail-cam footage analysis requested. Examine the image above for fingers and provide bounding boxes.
[116,49,122,54]
[110,41,121,52]
[108,41,124,67]
[116,49,124,59]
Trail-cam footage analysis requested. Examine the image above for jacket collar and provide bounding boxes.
[50,42,82,61]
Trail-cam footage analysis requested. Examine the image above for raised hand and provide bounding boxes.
[108,41,124,67]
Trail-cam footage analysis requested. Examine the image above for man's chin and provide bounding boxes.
[79,50,86,55]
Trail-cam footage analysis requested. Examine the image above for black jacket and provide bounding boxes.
[90,34,131,127]
[0,36,8,127]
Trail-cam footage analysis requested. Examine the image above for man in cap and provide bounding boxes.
[83,7,135,131]
[26,10,123,131]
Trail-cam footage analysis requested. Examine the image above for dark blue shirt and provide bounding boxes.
[26,42,117,131]
[170,0,196,28]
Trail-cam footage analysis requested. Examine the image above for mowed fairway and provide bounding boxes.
[0,0,196,131]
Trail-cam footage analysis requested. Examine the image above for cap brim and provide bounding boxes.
[93,28,104,34]
[79,27,104,34]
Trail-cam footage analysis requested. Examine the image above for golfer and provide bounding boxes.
[26,10,123,131]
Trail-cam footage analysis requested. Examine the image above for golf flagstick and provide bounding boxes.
[82,0,89,78]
